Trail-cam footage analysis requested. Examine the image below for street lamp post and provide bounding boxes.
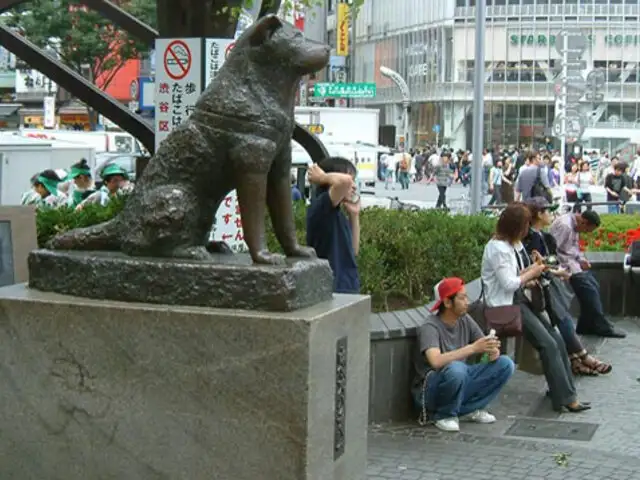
[470,0,486,214]
[380,66,411,150]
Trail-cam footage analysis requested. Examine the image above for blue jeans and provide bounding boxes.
[569,271,613,333]
[414,356,514,420]
[398,171,410,189]
[608,203,620,214]
[555,315,583,355]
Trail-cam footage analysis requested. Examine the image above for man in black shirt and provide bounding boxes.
[604,163,633,214]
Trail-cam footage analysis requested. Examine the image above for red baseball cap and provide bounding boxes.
[430,277,465,312]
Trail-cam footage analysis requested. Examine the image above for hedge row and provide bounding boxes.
[36,199,638,312]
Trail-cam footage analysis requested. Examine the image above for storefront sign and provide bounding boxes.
[336,2,350,56]
[301,124,324,135]
[510,33,640,47]
[407,63,430,78]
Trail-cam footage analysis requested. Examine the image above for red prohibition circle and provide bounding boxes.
[225,42,235,60]
[164,40,192,81]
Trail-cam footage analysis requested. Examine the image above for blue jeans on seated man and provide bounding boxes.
[569,271,614,334]
[415,356,514,421]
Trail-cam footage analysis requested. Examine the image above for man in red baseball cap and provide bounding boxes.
[412,277,515,432]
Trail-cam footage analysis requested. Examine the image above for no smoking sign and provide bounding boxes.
[164,40,192,80]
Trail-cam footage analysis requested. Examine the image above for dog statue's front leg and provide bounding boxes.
[233,142,286,265]
[267,147,316,259]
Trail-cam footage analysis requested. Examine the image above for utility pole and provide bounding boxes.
[470,0,486,214]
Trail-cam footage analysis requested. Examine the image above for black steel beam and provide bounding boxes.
[0,25,155,153]
[82,0,158,47]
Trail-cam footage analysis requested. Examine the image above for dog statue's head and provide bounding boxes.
[233,14,330,76]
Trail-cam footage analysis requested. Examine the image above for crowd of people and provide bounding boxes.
[302,153,626,434]
[378,144,640,212]
[411,201,622,432]
[20,159,132,210]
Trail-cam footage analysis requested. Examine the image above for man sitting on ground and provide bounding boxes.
[550,210,626,338]
[412,278,515,432]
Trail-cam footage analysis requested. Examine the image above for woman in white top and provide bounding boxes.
[481,203,590,413]
[574,161,594,212]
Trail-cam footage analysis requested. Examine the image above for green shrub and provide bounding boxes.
[36,199,637,312]
[269,205,495,311]
[36,195,127,248]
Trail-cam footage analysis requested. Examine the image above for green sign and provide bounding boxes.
[313,82,377,99]
[510,33,640,47]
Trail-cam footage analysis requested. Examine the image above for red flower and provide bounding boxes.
[607,232,614,239]
[594,240,602,247]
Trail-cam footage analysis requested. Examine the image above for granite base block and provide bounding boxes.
[0,285,370,480]
[28,249,333,312]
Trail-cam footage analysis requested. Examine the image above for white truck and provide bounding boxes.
[18,129,146,156]
[294,107,379,146]
[293,107,381,189]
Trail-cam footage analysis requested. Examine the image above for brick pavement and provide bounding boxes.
[367,318,640,480]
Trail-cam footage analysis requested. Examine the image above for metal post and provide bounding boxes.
[379,66,411,150]
[470,0,486,214]
[559,34,568,187]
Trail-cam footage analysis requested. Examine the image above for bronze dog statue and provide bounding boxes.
[49,15,330,264]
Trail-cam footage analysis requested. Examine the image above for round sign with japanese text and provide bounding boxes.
[164,40,192,81]
[555,29,587,57]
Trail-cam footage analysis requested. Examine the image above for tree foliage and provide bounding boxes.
[4,0,156,92]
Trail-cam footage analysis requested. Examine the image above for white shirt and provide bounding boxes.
[481,239,523,307]
[428,153,440,167]
[631,156,640,179]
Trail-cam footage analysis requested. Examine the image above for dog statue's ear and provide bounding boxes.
[249,14,282,46]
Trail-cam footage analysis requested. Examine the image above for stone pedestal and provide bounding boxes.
[0,285,370,480]
[28,249,334,312]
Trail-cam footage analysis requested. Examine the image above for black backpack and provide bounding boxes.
[530,166,553,203]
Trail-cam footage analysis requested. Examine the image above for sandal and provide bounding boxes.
[559,402,592,413]
[581,354,612,375]
[570,353,598,376]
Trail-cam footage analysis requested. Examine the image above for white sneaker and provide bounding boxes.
[433,417,460,432]
[462,410,496,424]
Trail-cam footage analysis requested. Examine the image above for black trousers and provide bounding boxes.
[436,186,447,208]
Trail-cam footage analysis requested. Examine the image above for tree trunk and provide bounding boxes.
[156,0,242,38]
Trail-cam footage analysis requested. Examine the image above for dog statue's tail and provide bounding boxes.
[47,219,120,251]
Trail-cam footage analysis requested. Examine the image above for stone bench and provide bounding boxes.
[367,252,637,424]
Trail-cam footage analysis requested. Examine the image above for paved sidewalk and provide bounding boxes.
[367,318,640,480]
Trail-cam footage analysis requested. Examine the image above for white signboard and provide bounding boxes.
[154,38,202,150]
[204,38,235,87]
[15,69,57,94]
[210,190,246,251]
[43,96,55,128]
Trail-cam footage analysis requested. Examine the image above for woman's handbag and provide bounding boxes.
[468,282,523,337]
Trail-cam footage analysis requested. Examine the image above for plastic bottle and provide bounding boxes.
[480,329,497,363]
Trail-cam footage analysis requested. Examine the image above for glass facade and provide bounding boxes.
[352,0,640,150]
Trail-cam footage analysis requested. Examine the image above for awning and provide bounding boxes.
[0,103,21,117]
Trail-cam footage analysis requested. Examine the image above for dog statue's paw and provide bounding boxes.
[252,250,286,265]
[286,245,317,259]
